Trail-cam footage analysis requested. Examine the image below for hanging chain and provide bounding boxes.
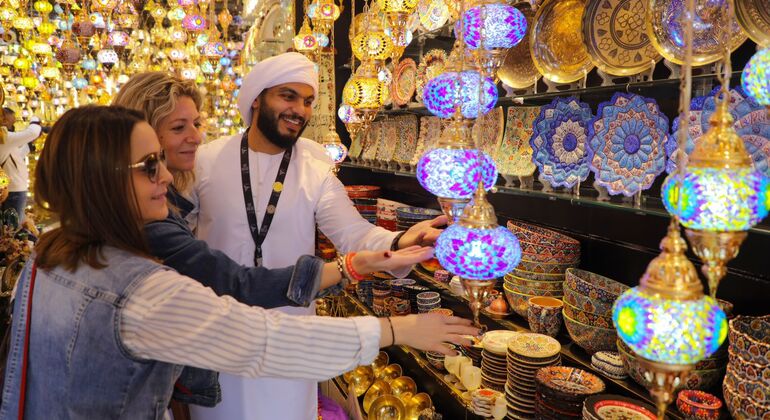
[674,0,696,218]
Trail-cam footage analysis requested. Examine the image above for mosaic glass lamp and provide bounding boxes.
[422,71,497,119]
[293,18,318,57]
[377,0,418,62]
[662,97,770,298]
[96,48,119,71]
[322,126,348,170]
[613,220,727,417]
[741,47,770,106]
[181,14,207,32]
[308,0,341,35]
[342,61,389,117]
[457,0,527,77]
[352,30,393,62]
[436,184,521,326]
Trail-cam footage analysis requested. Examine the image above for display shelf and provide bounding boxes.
[339,162,770,238]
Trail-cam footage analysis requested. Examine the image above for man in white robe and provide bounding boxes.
[190,52,444,419]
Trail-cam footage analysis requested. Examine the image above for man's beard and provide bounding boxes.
[255,103,307,150]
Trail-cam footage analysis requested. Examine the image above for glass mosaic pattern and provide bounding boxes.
[324,143,347,163]
[457,3,527,50]
[613,288,728,364]
[662,168,770,232]
[416,147,498,199]
[742,48,770,106]
[422,71,497,119]
[436,224,522,280]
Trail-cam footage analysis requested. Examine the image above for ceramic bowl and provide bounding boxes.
[518,259,577,275]
[506,220,581,254]
[727,347,770,383]
[564,268,628,305]
[563,301,614,329]
[729,315,770,366]
[563,311,617,354]
[676,390,722,420]
[536,366,605,398]
[584,395,657,420]
[345,185,381,199]
[521,250,579,265]
[504,280,565,298]
[725,365,770,405]
[563,286,614,316]
[505,273,564,291]
[511,268,565,281]
[396,206,442,220]
[504,285,538,317]
[618,342,725,391]
[723,381,770,420]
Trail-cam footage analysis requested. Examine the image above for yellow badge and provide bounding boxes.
[273,182,283,192]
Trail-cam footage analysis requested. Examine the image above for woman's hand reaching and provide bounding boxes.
[380,313,480,355]
[351,245,434,275]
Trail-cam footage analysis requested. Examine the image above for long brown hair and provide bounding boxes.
[34,106,151,271]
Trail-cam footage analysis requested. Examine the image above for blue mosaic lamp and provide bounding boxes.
[741,47,770,106]
[422,71,497,119]
[456,0,527,76]
[436,184,521,326]
[662,97,770,298]
[612,221,727,416]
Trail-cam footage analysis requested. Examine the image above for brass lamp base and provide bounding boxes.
[684,229,747,299]
[437,197,470,225]
[637,357,693,420]
[461,278,496,329]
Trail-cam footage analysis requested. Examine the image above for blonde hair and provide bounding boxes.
[113,72,203,194]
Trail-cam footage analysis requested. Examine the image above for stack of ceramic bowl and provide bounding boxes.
[617,339,727,392]
[481,330,518,392]
[505,333,561,419]
[356,280,374,307]
[534,366,605,419]
[462,339,484,367]
[376,198,404,231]
[582,394,657,420]
[372,282,392,316]
[562,268,627,354]
[724,315,770,419]
[416,291,441,313]
[425,350,447,371]
[504,221,580,317]
[404,284,429,314]
[345,185,381,225]
[387,279,414,315]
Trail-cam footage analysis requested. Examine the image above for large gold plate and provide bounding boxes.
[646,0,748,66]
[735,0,770,47]
[530,0,595,84]
[498,4,540,89]
[583,0,661,76]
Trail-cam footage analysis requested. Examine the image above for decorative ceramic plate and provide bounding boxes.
[416,49,447,103]
[498,106,540,176]
[498,4,540,89]
[393,114,420,164]
[482,330,519,355]
[735,0,770,46]
[376,118,399,164]
[666,93,709,173]
[582,0,661,76]
[583,395,657,420]
[647,0,748,66]
[348,128,365,160]
[417,0,450,32]
[587,93,669,196]
[411,116,443,166]
[391,58,417,107]
[508,333,561,359]
[473,106,505,161]
[530,97,594,188]
[531,0,595,84]
[535,366,606,395]
[361,121,382,162]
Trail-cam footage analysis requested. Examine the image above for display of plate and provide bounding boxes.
[473,106,505,162]
[392,58,417,107]
[498,106,540,177]
[376,118,399,164]
[735,0,770,46]
[348,126,365,161]
[583,394,657,420]
[508,333,561,359]
[582,0,661,76]
[417,0,450,32]
[393,114,420,165]
[498,3,540,89]
[536,366,606,396]
[530,97,594,188]
[531,0,595,84]
[411,116,443,167]
[416,49,447,103]
[587,93,669,196]
[666,93,709,173]
[647,0,748,66]
[361,121,382,163]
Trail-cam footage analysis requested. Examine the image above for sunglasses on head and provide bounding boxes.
[128,151,166,183]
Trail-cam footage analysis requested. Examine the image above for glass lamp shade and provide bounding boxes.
[422,71,497,119]
[457,2,527,50]
[613,288,727,364]
[342,74,388,110]
[314,32,330,48]
[377,0,418,14]
[324,142,348,164]
[81,58,98,70]
[72,77,89,90]
[662,169,770,232]
[435,223,521,280]
[338,104,361,123]
[107,30,130,47]
[742,48,770,106]
[352,31,394,61]
[308,1,341,22]
[182,14,207,31]
[97,48,119,64]
[293,19,318,53]
[202,41,225,58]
[13,17,34,31]
[416,147,498,199]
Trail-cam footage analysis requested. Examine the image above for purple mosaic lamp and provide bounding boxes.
[422,71,497,119]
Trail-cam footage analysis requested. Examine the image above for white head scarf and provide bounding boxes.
[237,52,319,124]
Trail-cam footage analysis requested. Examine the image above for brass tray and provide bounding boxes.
[646,0,748,66]
[735,0,770,47]
[582,0,661,76]
[530,0,595,84]
[498,3,540,89]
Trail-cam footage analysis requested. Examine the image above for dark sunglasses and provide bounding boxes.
[128,151,166,183]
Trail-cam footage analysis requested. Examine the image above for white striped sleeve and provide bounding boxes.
[121,270,381,380]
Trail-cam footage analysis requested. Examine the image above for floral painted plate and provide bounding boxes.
[393,114,420,165]
[530,97,594,188]
[391,58,417,106]
[416,0,450,32]
[361,121,382,163]
[376,118,399,164]
[473,106,505,164]
[416,49,447,103]
[587,93,669,196]
[411,116,443,167]
[498,106,540,176]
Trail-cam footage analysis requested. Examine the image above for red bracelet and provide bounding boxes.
[344,252,366,283]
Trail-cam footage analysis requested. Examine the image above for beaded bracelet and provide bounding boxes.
[335,254,350,288]
[344,252,366,283]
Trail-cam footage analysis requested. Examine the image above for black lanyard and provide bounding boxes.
[240,131,293,266]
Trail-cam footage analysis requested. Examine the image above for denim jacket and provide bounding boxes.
[0,250,183,419]
[144,188,328,407]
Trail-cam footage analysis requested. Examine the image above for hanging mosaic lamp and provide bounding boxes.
[352,30,393,63]
[376,0,418,62]
[293,17,318,57]
[322,125,348,170]
[662,96,770,298]
[308,0,340,36]
[422,70,497,119]
[741,47,770,107]
[612,220,727,417]
[457,0,527,77]
[342,61,388,124]
[56,39,82,75]
[97,48,119,71]
[182,14,207,32]
[435,184,521,326]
